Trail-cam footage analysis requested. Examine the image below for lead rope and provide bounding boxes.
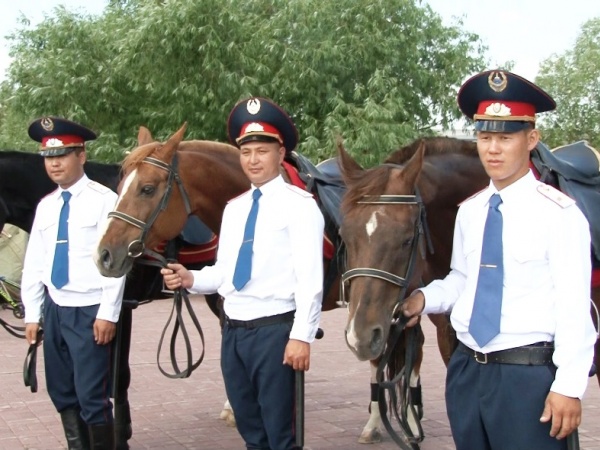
[138,248,205,378]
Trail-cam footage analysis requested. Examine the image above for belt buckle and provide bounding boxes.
[474,351,488,364]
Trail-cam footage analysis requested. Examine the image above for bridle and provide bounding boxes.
[107,152,205,379]
[340,190,433,317]
[108,153,192,259]
[339,170,435,450]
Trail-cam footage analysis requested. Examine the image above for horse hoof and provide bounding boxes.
[219,409,237,427]
[358,428,382,444]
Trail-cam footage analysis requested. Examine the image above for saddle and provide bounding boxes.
[530,141,600,264]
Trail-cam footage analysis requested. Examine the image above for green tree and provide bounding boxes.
[0,0,486,165]
[536,17,600,149]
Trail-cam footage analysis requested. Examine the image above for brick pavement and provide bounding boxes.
[1,296,599,450]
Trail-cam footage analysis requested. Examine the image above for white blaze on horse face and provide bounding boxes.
[366,209,387,241]
[346,317,360,351]
[99,169,137,239]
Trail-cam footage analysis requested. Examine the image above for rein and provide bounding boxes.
[107,153,204,379]
[340,189,431,449]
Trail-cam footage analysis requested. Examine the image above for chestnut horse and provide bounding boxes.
[94,124,429,445]
[337,136,600,403]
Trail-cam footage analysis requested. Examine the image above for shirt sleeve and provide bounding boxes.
[21,205,47,324]
[548,206,596,398]
[288,199,324,343]
[96,194,126,323]
[421,207,468,315]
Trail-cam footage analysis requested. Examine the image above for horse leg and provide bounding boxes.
[358,362,383,444]
[219,399,237,427]
[427,313,457,367]
[114,306,133,450]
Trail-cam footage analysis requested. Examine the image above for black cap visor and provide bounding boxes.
[474,120,532,133]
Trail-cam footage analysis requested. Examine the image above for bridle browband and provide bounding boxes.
[108,153,192,258]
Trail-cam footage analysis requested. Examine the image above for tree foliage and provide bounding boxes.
[536,18,600,149]
[0,0,485,165]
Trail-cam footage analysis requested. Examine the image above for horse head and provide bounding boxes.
[95,124,193,277]
[338,141,427,361]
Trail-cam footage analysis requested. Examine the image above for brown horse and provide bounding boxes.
[337,136,600,394]
[94,124,405,444]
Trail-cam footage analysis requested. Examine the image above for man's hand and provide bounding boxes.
[401,291,425,327]
[25,323,40,346]
[161,263,194,290]
[540,391,581,440]
[93,319,116,345]
[283,339,311,371]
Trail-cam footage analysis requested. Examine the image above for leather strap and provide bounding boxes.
[457,341,554,365]
[23,329,43,393]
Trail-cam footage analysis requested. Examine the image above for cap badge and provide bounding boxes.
[46,138,65,148]
[41,117,54,131]
[488,71,508,93]
[484,102,511,117]
[247,98,261,115]
[245,122,265,133]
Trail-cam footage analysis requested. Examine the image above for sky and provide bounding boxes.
[0,0,599,82]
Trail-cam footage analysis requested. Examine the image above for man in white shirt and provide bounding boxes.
[22,117,125,450]
[402,70,596,450]
[162,97,324,450]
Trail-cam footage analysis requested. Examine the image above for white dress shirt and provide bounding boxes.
[421,171,596,398]
[190,175,325,343]
[22,174,126,323]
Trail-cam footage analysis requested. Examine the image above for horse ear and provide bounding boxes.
[138,126,154,146]
[337,138,364,184]
[399,140,425,187]
[161,123,188,160]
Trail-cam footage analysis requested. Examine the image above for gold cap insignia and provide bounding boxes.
[247,98,261,115]
[245,122,265,132]
[41,117,54,131]
[45,138,65,148]
[488,71,508,93]
[484,102,512,117]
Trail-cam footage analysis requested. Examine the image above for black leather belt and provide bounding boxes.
[225,310,295,329]
[457,341,554,365]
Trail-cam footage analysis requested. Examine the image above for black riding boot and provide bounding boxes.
[60,408,90,450]
[89,423,116,450]
[114,400,132,450]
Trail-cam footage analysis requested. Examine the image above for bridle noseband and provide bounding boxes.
[108,153,192,258]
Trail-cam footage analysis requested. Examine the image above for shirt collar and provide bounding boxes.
[54,174,90,201]
[490,170,537,206]
[251,175,285,198]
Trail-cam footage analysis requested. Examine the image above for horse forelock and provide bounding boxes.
[122,142,162,173]
[341,165,392,216]
[385,137,477,164]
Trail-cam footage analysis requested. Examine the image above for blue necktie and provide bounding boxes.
[469,193,504,347]
[51,191,72,289]
[232,189,262,290]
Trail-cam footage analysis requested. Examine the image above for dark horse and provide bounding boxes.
[93,123,425,444]
[0,150,193,449]
[337,137,600,397]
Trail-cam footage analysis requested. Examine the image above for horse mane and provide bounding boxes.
[341,137,478,214]
[385,136,477,164]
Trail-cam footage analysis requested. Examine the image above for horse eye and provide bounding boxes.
[141,185,155,196]
[401,237,413,248]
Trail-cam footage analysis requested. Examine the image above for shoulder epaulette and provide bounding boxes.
[458,187,487,207]
[87,181,111,194]
[285,183,314,198]
[536,184,575,208]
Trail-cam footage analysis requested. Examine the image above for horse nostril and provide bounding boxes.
[370,326,383,354]
[100,249,113,269]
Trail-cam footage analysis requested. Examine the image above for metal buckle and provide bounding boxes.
[474,351,488,364]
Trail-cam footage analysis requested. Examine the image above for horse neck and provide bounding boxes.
[179,150,249,234]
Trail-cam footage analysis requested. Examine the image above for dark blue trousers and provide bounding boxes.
[446,348,568,450]
[221,322,296,450]
[43,295,113,425]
